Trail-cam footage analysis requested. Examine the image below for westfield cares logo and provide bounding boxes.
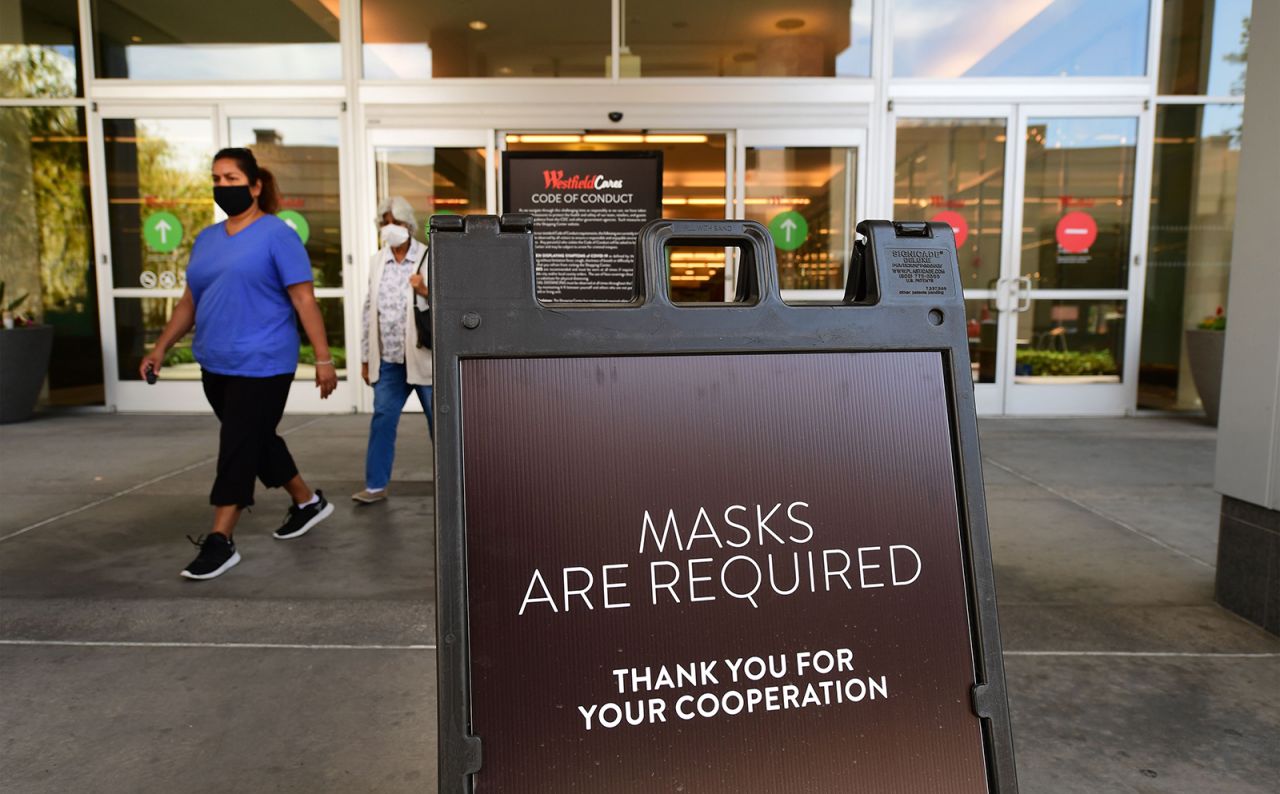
[543,170,624,190]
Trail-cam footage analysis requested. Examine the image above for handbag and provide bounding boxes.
[412,247,431,349]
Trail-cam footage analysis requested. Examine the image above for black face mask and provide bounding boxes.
[214,185,254,216]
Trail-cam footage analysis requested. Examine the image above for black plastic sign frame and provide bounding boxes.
[429,214,1018,793]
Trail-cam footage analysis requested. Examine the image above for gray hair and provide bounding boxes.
[376,195,418,235]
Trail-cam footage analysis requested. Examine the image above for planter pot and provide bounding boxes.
[1185,328,1225,425]
[0,324,55,424]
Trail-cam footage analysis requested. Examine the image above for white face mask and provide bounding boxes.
[381,223,411,248]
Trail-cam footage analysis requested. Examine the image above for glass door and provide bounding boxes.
[891,106,1016,415]
[1004,105,1148,415]
[97,105,217,412]
[96,103,354,413]
[363,128,494,412]
[736,130,866,303]
[222,105,353,413]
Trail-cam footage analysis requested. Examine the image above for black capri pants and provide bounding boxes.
[202,371,298,508]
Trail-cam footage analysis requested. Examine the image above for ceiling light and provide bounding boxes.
[131,35,142,42]
[512,134,584,144]
[644,134,708,144]
[468,20,488,31]
[775,18,805,31]
[583,134,646,143]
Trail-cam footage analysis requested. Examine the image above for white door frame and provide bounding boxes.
[1003,102,1152,416]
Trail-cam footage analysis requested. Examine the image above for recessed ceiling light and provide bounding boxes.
[131,35,143,42]
[468,20,488,31]
[775,18,805,31]
[497,66,514,76]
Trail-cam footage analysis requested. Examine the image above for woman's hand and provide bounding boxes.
[139,348,165,381]
[409,273,428,297]
[316,362,338,399]
[139,287,195,382]
[361,362,370,386]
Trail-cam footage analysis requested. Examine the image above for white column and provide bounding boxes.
[1213,0,1280,510]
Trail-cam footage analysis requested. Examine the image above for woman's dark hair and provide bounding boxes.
[212,147,281,215]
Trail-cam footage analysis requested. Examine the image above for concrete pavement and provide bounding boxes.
[1,413,1276,792]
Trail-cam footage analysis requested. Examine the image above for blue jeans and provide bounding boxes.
[365,360,434,491]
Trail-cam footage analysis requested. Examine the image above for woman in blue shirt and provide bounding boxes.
[140,147,338,581]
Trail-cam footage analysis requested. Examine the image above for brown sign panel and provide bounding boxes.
[462,351,988,792]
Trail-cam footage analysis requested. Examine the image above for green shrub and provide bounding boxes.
[299,345,346,369]
[1015,349,1117,376]
[163,345,196,366]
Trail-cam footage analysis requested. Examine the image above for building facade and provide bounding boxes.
[0,0,1250,415]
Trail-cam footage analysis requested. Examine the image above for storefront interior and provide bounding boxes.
[0,0,1248,416]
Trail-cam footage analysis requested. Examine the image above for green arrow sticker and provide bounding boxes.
[768,210,809,252]
[142,211,183,253]
[278,210,310,245]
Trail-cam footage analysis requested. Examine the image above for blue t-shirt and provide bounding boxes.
[186,214,315,377]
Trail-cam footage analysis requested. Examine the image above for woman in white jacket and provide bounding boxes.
[352,196,433,505]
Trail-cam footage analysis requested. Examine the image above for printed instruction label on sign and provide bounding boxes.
[768,211,809,252]
[885,247,951,298]
[278,210,310,245]
[143,211,183,253]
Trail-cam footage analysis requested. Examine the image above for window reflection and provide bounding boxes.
[0,107,103,405]
[1021,117,1138,290]
[363,0,609,78]
[964,299,999,384]
[374,146,489,240]
[1158,0,1251,95]
[93,0,341,80]
[103,118,214,290]
[623,0,871,78]
[0,0,81,98]
[229,119,344,287]
[893,0,1149,77]
[743,147,855,292]
[1139,104,1241,410]
[894,118,1006,289]
[1015,299,1125,383]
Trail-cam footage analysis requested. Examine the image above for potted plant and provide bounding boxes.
[0,281,55,424]
[1185,307,1226,425]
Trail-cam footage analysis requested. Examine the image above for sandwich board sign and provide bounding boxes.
[429,216,1017,793]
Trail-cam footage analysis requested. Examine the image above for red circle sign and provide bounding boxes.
[930,210,969,247]
[1055,211,1097,254]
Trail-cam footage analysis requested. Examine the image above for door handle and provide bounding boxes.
[1016,276,1032,312]
[987,277,1002,312]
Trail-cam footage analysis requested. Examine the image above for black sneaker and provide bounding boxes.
[180,533,240,580]
[274,490,334,540]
